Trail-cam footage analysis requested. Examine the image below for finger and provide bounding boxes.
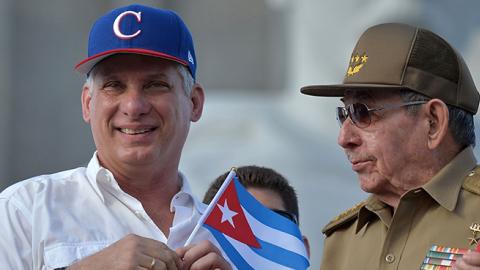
[179,242,207,269]
[139,254,158,269]
[455,253,480,270]
[139,252,177,270]
[153,259,167,270]
[179,241,227,270]
[158,248,182,270]
[462,250,480,265]
[176,246,187,258]
[142,242,181,270]
[188,252,231,270]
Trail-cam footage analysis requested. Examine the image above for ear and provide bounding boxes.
[81,84,92,123]
[424,99,449,150]
[189,83,205,122]
[302,235,311,259]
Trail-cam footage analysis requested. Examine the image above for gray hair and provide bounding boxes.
[177,64,195,96]
[399,89,476,147]
[85,62,195,97]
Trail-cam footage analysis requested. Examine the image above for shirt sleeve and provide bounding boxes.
[0,196,33,269]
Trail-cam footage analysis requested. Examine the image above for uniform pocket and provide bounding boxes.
[43,242,109,269]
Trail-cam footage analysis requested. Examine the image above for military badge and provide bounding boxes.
[468,223,480,246]
[346,53,368,76]
[420,245,468,269]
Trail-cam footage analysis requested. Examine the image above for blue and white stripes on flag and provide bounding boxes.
[186,170,310,270]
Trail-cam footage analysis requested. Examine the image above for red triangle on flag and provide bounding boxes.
[204,180,260,248]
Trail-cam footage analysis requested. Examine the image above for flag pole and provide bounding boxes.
[184,168,237,246]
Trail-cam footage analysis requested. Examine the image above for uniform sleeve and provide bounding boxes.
[0,196,33,269]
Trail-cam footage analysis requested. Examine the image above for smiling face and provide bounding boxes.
[337,90,432,202]
[81,54,203,175]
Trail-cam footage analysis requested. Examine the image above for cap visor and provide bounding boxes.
[300,83,406,97]
[75,48,188,74]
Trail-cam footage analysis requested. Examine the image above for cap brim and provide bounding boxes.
[300,83,406,97]
[75,48,188,74]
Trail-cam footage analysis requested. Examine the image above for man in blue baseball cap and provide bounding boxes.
[0,4,231,270]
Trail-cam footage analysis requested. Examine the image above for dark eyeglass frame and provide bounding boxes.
[336,100,427,128]
[271,209,299,225]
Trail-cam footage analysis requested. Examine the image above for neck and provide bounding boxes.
[97,155,183,235]
[379,142,462,211]
[118,171,182,237]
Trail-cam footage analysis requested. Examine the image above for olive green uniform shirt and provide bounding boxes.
[321,147,480,270]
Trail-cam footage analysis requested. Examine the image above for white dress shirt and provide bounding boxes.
[0,153,210,270]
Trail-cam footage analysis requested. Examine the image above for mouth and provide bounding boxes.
[350,159,373,171]
[118,127,156,135]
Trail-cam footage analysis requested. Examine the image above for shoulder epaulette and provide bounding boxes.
[322,201,365,236]
[462,166,480,195]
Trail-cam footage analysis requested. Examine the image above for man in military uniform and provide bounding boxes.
[301,23,480,269]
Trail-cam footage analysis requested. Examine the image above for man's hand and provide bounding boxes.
[454,249,480,270]
[176,240,232,270]
[68,234,182,270]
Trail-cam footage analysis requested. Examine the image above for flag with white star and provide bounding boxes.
[190,170,310,270]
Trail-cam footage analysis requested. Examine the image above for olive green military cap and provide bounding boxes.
[301,23,480,114]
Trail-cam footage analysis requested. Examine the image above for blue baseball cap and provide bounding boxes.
[75,4,197,79]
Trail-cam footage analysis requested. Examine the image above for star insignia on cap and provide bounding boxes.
[361,54,368,63]
[347,53,368,76]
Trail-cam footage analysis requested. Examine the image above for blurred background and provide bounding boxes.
[1,0,480,268]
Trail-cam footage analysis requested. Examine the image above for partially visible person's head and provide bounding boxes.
[204,166,299,224]
[76,4,204,170]
[300,23,479,205]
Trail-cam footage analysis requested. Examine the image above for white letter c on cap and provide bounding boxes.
[113,11,142,39]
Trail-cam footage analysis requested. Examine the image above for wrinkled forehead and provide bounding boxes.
[341,89,401,104]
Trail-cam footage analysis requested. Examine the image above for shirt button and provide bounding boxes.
[385,254,395,263]
[134,210,144,219]
[468,171,476,177]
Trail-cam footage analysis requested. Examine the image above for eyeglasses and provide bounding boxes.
[336,101,427,128]
[271,209,298,225]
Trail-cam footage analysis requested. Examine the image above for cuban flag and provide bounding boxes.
[186,170,310,269]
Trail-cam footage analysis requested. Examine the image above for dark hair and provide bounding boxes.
[203,166,300,222]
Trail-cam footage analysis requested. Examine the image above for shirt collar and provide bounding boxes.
[422,146,477,211]
[85,152,206,214]
[85,151,107,202]
[356,196,389,233]
[170,172,207,214]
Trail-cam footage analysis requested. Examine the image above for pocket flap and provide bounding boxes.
[44,242,108,269]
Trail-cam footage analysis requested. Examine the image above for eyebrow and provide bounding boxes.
[95,71,172,81]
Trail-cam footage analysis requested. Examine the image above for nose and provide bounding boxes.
[337,117,361,150]
[120,89,151,118]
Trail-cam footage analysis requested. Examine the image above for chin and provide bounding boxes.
[358,176,382,194]
[117,148,156,164]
